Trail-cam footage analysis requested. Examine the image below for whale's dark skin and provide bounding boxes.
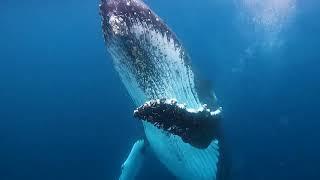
[99,0,230,179]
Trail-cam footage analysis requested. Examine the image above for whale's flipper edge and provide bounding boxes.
[133,98,222,149]
[119,139,146,180]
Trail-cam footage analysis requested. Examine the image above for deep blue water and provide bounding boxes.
[1,0,320,179]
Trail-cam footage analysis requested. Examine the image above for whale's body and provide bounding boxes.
[100,0,227,179]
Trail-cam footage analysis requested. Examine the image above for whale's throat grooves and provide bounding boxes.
[101,0,200,107]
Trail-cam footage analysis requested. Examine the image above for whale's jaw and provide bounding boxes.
[100,0,226,179]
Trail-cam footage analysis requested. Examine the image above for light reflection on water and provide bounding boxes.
[232,0,297,73]
[240,0,296,34]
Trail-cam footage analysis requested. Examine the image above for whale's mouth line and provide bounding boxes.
[133,98,222,149]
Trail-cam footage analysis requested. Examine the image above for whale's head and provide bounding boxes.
[100,0,150,38]
[99,0,195,103]
[99,0,173,43]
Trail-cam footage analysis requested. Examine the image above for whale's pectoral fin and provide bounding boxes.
[119,139,146,180]
[133,98,222,149]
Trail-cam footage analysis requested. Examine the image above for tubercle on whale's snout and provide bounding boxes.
[99,0,119,18]
[99,0,124,39]
[99,0,134,37]
[99,0,133,15]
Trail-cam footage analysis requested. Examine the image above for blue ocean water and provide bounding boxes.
[0,0,319,179]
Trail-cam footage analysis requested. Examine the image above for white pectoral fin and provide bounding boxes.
[119,139,146,180]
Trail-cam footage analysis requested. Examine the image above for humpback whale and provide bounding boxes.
[99,0,228,179]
